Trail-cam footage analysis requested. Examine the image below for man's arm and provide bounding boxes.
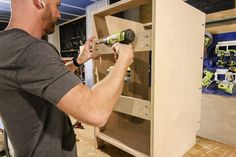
[58,43,133,127]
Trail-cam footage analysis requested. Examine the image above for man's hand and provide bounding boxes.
[76,36,99,64]
[112,43,134,67]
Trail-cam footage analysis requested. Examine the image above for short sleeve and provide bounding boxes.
[16,41,82,105]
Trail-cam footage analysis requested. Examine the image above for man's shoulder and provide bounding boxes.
[0,28,40,48]
[0,28,58,54]
[1,28,37,40]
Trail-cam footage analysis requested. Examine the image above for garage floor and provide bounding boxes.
[1,122,236,157]
[75,124,236,157]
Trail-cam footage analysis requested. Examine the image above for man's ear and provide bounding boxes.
[40,0,46,7]
[33,0,45,9]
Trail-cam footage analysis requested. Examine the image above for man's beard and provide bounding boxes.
[43,6,57,35]
[45,21,56,34]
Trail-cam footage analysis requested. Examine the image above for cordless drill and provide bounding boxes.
[97,29,135,82]
[96,29,135,45]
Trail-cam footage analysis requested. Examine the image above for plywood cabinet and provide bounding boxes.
[92,0,205,156]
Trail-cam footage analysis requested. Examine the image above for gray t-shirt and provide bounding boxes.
[0,29,82,157]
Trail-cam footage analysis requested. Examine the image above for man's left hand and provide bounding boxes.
[77,36,99,64]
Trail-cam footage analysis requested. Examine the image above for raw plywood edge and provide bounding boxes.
[94,127,104,149]
[206,8,236,23]
[114,96,151,120]
[206,23,236,34]
[206,8,236,34]
[144,22,152,29]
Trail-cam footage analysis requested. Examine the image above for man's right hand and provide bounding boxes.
[112,43,134,67]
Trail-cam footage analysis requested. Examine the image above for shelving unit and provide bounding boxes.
[59,16,86,58]
[92,0,205,156]
[59,16,86,82]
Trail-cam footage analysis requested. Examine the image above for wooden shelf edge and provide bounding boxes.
[61,57,73,61]
[206,23,236,34]
[144,22,152,29]
[96,132,149,157]
[93,0,151,17]
[206,8,236,23]
[114,96,151,121]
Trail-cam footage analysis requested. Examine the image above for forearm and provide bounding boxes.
[59,59,128,127]
[89,59,127,122]
[58,43,133,127]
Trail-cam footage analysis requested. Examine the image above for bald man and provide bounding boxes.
[0,0,133,156]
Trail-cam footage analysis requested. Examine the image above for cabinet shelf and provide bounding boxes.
[61,50,79,53]
[96,112,150,157]
[114,96,151,120]
[96,132,149,157]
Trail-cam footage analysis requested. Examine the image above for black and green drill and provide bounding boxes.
[96,29,135,45]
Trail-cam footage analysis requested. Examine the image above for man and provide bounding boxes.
[0,0,134,156]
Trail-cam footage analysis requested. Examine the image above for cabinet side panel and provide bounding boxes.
[152,1,205,157]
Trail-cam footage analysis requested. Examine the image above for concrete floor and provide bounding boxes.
[75,123,236,157]
[75,124,109,157]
